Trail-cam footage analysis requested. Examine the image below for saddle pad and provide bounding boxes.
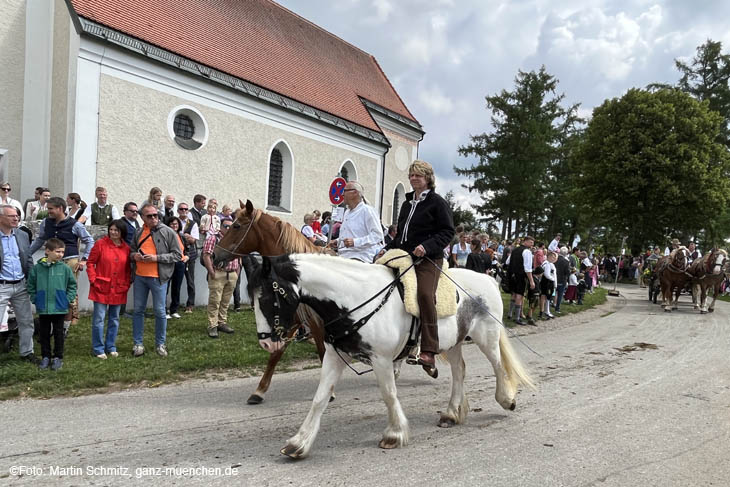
[376,249,457,318]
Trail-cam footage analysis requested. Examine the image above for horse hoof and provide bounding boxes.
[378,437,399,449]
[329,394,336,403]
[280,444,305,459]
[664,308,671,313]
[700,310,707,314]
[247,394,264,405]
[509,401,516,411]
[708,308,715,313]
[438,416,456,428]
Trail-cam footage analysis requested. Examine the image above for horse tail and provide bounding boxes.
[499,327,535,391]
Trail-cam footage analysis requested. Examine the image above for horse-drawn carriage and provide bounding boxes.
[653,247,729,312]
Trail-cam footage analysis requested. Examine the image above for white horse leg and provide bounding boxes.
[372,357,409,449]
[708,285,718,313]
[439,344,468,428]
[281,349,345,459]
[393,359,403,381]
[473,326,515,410]
[693,283,700,310]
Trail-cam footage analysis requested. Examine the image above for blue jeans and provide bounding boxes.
[555,283,566,312]
[132,276,168,346]
[91,301,121,355]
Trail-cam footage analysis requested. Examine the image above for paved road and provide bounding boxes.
[2,284,729,486]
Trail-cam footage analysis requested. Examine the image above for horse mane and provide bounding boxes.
[274,219,323,254]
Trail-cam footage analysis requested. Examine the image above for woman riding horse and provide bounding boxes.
[377,160,454,368]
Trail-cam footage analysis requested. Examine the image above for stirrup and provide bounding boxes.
[405,345,420,365]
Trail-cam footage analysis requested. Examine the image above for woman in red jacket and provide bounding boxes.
[87,220,132,359]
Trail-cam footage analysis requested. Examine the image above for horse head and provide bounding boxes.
[707,249,729,276]
[247,255,301,353]
[214,199,263,265]
[671,246,689,270]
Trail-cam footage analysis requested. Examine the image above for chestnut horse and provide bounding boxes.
[214,200,328,404]
[689,249,729,314]
[656,247,692,312]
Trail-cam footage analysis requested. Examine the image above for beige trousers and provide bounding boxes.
[207,270,238,328]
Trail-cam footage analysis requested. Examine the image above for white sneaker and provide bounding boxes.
[155,344,168,357]
[109,351,119,358]
[166,314,172,319]
[171,313,181,319]
[132,344,144,357]
[95,353,107,360]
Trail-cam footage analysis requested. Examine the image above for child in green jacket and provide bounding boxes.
[27,238,77,371]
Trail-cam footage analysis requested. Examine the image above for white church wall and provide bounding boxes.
[0,0,27,191]
[73,38,385,225]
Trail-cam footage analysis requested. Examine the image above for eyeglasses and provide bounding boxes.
[0,188,10,192]
[125,209,138,213]
[1,213,19,219]
[143,214,159,219]
[177,208,189,212]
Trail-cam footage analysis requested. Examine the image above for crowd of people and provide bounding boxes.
[4,172,707,374]
[1,182,247,369]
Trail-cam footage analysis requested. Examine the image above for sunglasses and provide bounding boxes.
[144,214,159,219]
[0,188,10,192]
[177,208,189,212]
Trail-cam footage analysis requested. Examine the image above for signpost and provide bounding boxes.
[329,177,347,205]
[326,177,347,246]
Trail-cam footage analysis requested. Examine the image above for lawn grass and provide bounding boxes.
[0,308,318,401]
[0,287,609,401]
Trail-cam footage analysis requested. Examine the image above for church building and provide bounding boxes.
[1,0,423,225]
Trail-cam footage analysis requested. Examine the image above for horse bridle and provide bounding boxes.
[215,208,262,258]
[257,271,297,343]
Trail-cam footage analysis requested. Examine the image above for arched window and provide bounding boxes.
[268,149,283,208]
[339,160,357,182]
[266,141,294,212]
[392,183,405,224]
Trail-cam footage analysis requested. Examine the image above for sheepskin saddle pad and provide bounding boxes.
[375,249,457,318]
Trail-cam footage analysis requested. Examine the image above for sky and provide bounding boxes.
[277,0,730,210]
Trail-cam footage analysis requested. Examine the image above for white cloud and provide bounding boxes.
[418,86,454,115]
[367,0,393,24]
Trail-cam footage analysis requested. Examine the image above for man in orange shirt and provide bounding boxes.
[130,204,182,357]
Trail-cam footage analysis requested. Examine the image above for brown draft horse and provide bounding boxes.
[656,246,692,312]
[689,249,729,314]
[214,200,328,405]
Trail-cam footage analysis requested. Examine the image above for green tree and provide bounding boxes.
[651,39,730,147]
[455,66,582,240]
[577,88,730,251]
[443,191,479,231]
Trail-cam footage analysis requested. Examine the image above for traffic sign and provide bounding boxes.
[329,177,347,205]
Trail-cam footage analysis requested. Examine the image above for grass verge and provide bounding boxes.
[0,308,317,401]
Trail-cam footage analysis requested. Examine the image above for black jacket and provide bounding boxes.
[555,255,570,286]
[385,190,454,259]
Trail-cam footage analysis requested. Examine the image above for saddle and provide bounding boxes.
[375,249,458,318]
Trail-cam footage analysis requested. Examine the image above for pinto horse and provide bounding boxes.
[213,200,328,404]
[689,249,730,314]
[248,253,534,458]
[656,247,692,311]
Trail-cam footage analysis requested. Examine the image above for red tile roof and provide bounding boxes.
[69,0,418,133]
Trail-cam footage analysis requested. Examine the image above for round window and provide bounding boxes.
[167,106,208,150]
